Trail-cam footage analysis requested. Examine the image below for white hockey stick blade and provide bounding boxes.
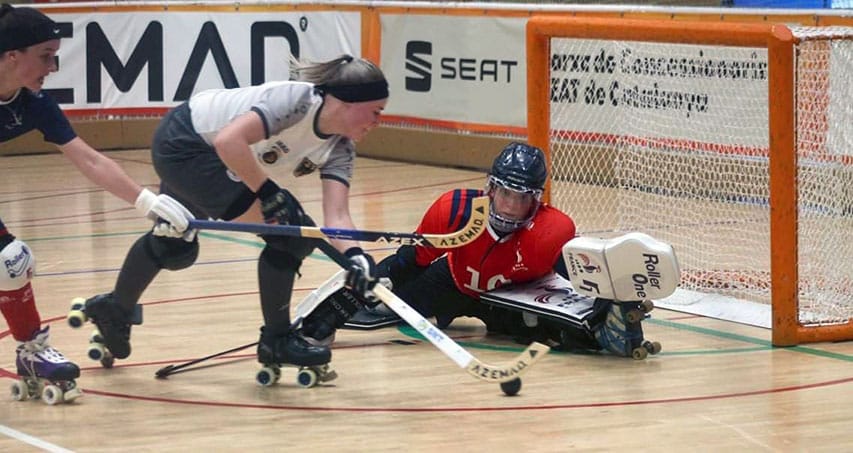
[371,285,550,383]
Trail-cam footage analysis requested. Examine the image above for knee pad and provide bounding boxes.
[142,232,199,271]
[261,235,317,268]
[0,239,35,291]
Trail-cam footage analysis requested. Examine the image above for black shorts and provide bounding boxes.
[151,103,255,220]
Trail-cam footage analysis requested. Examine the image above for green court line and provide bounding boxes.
[27,229,334,262]
[23,230,143,241]
[649,318,853,362]
[648,318,772,346]
[198,232,333,266]
[28,229,853,362]
[398,317,853,362]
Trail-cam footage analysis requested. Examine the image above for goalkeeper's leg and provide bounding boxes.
[594,299,661,359]
[305,253,469,340]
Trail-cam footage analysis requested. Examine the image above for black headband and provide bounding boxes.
[0,6,60,53]
[318,79,389,103]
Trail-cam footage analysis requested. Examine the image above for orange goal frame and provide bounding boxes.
[526,16,853,346]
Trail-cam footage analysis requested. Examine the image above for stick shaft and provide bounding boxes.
[187,196,488,249]
[312,241,548,382]
[156,342,257,377]
[372,285,474,367]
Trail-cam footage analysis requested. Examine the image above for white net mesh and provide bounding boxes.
[546,29,853,327]
[792,29,853,325]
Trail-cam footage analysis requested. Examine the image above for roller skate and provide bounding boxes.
[10,326,82,405]
[67,293,142,367]
[255,327,336,388]
[594,299,661,360]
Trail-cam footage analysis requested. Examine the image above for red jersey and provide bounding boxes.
[415,189,576,297]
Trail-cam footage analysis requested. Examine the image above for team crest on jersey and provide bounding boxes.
[259,141,290,165]
[293,157,318,177]
[511,248,528,273]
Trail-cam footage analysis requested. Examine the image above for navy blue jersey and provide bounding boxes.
[0,89,75,145]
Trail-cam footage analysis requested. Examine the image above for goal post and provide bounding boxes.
[527,16,853,346]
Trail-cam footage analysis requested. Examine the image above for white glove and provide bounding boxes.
[135,189,194,232]
[364,277,393,306]
[152,222,198,242]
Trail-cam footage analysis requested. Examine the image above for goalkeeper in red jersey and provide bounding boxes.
[303,143,590,346]
[375,142,577,329]
[302,141,674,358]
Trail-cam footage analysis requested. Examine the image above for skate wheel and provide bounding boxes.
[10,380,29,402]
[90,329,104,343]
[67,309,87,329]
[297,368,319,388]
[632,346,649,360]
[70,297,86,311]
[626,309,644,324]
[256,366,281,387]
[42,385,63,405]
[645,341,662,355]
[88,342,106,361]
[640,300,655,313]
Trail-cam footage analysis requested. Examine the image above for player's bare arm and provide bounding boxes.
[212,110,269,192]
[58,137,141,205]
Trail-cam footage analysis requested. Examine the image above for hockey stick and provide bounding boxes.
[158,244,550,383]
[315,241,550,384]
[372,285,549,383]
[155,342,257,378]
[155,271,349,379]
[188,196,488,248]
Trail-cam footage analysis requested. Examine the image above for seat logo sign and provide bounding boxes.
[405,40,519,94]
[405,41,432,92]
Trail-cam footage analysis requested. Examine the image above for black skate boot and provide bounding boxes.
[255,327,336,388]
[257,327,331,367]
[83,293,141,360]
[12,326,83,405]
[594,299,661,360]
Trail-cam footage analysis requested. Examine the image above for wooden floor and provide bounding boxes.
[1,150,852,452]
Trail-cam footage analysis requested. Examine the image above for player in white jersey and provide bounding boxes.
[76,55,388,371]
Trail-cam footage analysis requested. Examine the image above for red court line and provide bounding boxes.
[1,292,851,413]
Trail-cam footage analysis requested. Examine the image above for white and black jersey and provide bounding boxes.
[150,81,355,220]
[189,81,354,186]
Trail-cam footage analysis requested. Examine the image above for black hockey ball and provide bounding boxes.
[500,378,522,396]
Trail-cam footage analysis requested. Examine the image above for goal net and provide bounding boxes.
[526,17,853,345]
